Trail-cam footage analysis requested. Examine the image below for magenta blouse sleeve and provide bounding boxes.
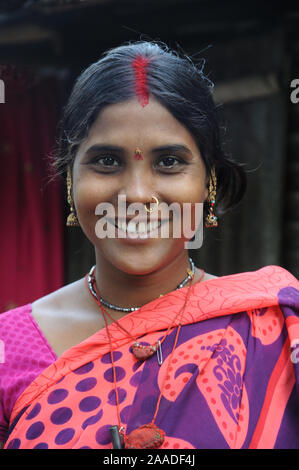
[0,304,57,442]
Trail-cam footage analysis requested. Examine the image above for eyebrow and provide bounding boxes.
[84,143,193,156]
[151,144,193,156]
[84,144,125,155]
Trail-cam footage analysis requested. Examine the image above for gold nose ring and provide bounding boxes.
[144,196,159,213]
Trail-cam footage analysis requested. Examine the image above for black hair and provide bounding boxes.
[52,40,247,215]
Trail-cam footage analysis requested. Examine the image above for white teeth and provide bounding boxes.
[127,221,137,234]
[138,222,146,233]
[116,220,162,234]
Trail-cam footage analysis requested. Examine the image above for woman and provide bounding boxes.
[0,40,298,450]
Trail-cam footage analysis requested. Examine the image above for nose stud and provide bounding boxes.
[144,196,159,213]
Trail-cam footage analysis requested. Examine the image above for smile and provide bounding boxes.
[114,219,164,236]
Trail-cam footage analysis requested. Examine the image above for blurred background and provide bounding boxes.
[0,0,298,312]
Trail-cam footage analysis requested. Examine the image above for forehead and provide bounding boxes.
[79,96,198,151]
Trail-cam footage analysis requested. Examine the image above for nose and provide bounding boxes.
[119,166,156,207]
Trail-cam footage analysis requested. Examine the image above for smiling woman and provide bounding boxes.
[71,96,211,277]
[0,40,299,450]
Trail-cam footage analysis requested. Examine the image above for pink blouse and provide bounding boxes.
[0,304,57,442]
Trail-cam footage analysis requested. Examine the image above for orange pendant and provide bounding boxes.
[125,423,165,449]
[131,342,158,360]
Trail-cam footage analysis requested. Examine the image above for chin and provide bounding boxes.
[97,239,184,276]
[111,252,165,276]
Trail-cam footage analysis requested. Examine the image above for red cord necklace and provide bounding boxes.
[84,266,204,449]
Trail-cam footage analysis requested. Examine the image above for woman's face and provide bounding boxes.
[72,96,208,275]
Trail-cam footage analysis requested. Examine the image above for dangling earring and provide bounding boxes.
[66,165,80,227]
[205,167,218,228]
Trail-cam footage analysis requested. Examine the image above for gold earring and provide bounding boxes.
[66,165,80,227]
[144,196,159,213]
[205,167,218,228]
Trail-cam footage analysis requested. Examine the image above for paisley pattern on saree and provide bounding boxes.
[159,327,249,448]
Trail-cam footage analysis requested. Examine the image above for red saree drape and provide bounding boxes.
[0,66,64,312]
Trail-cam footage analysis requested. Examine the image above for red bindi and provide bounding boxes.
[134,147,143,160]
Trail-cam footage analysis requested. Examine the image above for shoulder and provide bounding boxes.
[30,278,95,342]
[0,303,33,336]
[191,265,298,312]
[202,265,298,289]
[258,265,298,283]
[29,277,105,358]
[252,266,299,297]
[0,302,57,368]
[31,277,88,319]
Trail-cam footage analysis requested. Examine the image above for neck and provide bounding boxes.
[94,250,194,310]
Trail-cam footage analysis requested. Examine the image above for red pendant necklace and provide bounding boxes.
[84,267,204,449]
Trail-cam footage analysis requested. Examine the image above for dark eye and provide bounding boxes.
[99,156,119,166]
[91,155,121,169]
[157,156,182,169]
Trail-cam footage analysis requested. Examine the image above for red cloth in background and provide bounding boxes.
[0,67,64,312]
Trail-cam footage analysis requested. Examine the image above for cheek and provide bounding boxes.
[180,202,204,234]
[72,180,106,243]
[73,177,113,214]
[74,188,96,219]
[172,175,206,233]
[170,179,207,203]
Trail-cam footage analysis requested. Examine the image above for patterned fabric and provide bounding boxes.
[3,265,299,449]
[0,304,57,442]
